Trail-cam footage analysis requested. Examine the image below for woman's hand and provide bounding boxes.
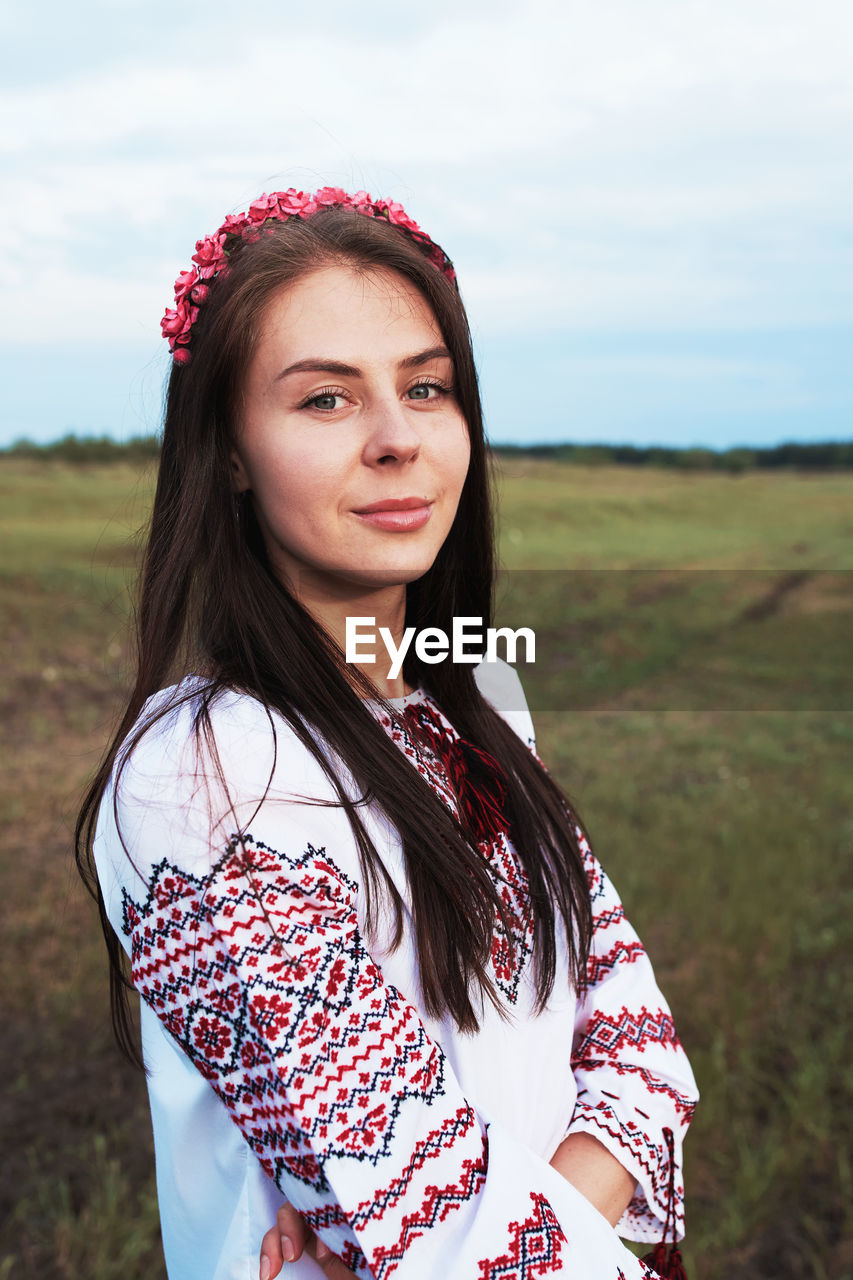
[259,1203,358,1279]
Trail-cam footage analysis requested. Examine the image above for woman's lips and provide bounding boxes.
[353,501,434,532]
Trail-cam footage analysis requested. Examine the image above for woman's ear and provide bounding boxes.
[230,449,251,493]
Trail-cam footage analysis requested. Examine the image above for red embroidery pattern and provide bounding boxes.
[477,1192,566,1278]
[570,1098,686,1237]
[487,832,534,999]
[580,839,608,904]
[593,903,626,929]
[574,1005,681,1061]
[587,939,646,985]
[569,827,697,1245]
[575,1059,697,1122]
[347,1105,479,1231]
[125,839,449,1168]
[122,836,501,1276]
[369,1141,488,1279]
[381,695,535,1005]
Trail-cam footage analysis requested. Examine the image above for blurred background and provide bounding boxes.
[1,2,851,1277]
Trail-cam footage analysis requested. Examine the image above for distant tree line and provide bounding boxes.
[491,439,853,472]
[1,434,161,464]
[2,432,852,471]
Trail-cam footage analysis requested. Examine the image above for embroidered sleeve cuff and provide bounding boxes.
[564,1097,688,1244]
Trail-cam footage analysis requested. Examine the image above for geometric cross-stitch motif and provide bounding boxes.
[477,1191,567,1277]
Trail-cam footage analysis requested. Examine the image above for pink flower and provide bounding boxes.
[220,213,249,236]
[179,304,199,340]
[190,282,209,304]
[172,347,192,365]
[161,308,181,340]
[278,189,311,214]
[430,245,452,276]
[191,233,227,272]
[173,269,198,302]
[384,200,420,233]
[314,186,349,206]
[161,299,198,346]
[247,193,279,225]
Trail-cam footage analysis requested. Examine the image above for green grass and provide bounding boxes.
[3,1133,163,1280]
[2,456,851,1279]
[491,457,853,569]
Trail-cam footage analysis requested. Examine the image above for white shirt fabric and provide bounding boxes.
[93,657,698,1279]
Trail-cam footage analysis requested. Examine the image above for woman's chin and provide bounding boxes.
[339,562,437,591]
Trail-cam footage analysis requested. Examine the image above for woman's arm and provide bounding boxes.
[258,1088,639,1277]
[500,663,698,1246]
[121,825,658,1279]
[549,1132,637,1227]
[257,1114,638,1277]
[561,827,700,1244]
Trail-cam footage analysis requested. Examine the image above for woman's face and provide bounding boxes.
[231,264,471,603]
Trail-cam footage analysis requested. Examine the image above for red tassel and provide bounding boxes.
[455,738,509,846]
[640,1128,689,1279]
[403,705,509,847]
[641,1241,688,1279]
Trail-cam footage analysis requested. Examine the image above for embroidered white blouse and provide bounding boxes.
[93,657,698,1280]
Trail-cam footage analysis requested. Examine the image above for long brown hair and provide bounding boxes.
[75,204,593,1066]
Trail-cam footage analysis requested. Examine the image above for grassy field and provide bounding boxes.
[1,455,851,1279]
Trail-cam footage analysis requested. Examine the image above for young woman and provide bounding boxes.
[77,187,699,1280]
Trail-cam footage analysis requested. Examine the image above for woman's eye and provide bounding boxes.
[407,382,446,401]
[304,390,346,412]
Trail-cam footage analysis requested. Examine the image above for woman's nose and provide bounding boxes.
[362,395,422,466]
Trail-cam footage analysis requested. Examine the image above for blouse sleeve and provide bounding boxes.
[101,691,663,1280]
[481,662,699,1246]
[562,827,700,1244]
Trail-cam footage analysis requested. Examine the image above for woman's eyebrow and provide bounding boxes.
[276,358,359,381]
[399,345,452,370]
[275,346,452,382]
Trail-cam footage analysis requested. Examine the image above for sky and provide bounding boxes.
[0,0,850,449]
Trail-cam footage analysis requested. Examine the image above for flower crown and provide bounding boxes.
[161,186,456,364]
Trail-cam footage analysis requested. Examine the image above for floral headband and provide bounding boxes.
[161,186,456,364]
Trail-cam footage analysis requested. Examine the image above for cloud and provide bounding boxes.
[1,0,851,346]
